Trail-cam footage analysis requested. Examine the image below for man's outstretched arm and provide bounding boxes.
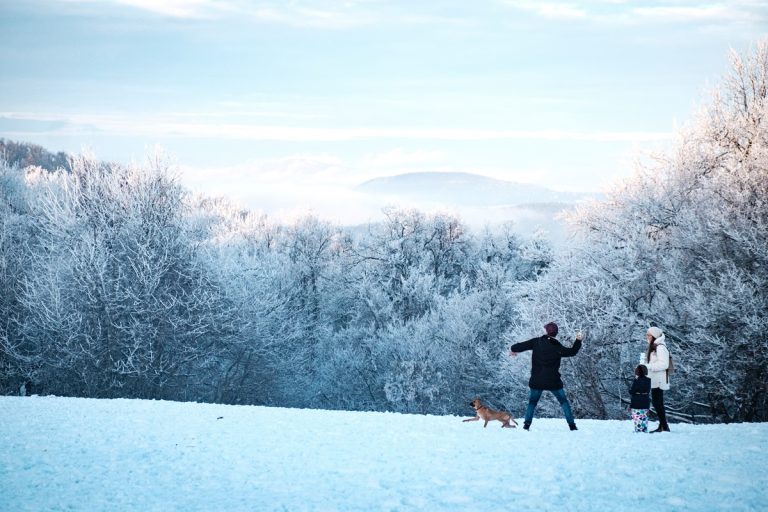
[559,334,583,357]
[509,338,536,356]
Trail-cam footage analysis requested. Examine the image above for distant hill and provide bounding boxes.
[0,139,70,171]
[357,172,592,207]
[356,172,600,238]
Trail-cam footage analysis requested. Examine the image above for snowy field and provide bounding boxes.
[1,396,766,511]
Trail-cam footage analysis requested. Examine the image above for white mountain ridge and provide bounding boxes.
[356,171,601,238]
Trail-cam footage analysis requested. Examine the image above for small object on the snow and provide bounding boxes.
[217,416,224,420]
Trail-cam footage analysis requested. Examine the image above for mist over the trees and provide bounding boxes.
[2,43,766,422]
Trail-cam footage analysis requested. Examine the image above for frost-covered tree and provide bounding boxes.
[307,211,547,415]
[19,154,229,399]
[0,162,39,394]
[189,198,309,406]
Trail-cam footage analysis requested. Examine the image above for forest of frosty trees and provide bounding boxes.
[1,43,766,423]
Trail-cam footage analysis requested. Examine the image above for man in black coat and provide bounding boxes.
[509,322,583,431]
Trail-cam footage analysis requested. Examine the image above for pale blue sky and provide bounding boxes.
[1,1,766,221]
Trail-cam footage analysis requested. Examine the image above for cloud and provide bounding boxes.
[181,154,351,190]
[360,148,446,169]
[229,4,377,29]
[502,1,587,19]
[59,0,230,19]
[114,0,224,18]
[45,0,768,31]
[500,0,768,26]
[0,112,673,142]
[140,121,674,143]
[629,4,763,24]
[57,0,382,27]
[56,0,469,28]
[0,116,72,133]
[178,155,388,224]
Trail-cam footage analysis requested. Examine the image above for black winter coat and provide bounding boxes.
[510,335,582,390]
[629,376,651,409]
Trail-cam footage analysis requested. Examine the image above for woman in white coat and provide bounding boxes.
[644,326,671,433]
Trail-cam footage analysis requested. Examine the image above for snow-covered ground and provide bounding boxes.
[1,396,766,511]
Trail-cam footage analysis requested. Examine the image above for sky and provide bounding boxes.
[1,0,766,223]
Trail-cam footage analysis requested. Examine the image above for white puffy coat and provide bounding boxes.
[644,336,670,390]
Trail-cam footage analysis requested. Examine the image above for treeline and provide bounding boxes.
[2,43,767,422]
[0,152,553,415]
[0,139,70,172]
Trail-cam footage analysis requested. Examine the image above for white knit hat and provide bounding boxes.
[647,326,664,339]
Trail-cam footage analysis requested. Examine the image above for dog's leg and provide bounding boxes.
[483,420,489,428]
[463,416,480,423]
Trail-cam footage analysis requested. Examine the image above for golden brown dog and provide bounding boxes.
[463,398,518,428]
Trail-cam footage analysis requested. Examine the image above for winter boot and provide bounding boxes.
[569,423,578,431]
[650,425,664,433]
[523,423,530,431]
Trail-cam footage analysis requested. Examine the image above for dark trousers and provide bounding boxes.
[651,388,668,428]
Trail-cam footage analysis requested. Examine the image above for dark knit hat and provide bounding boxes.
[544,322,558,337]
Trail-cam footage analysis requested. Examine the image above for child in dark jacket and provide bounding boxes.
[630,364,651,432]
